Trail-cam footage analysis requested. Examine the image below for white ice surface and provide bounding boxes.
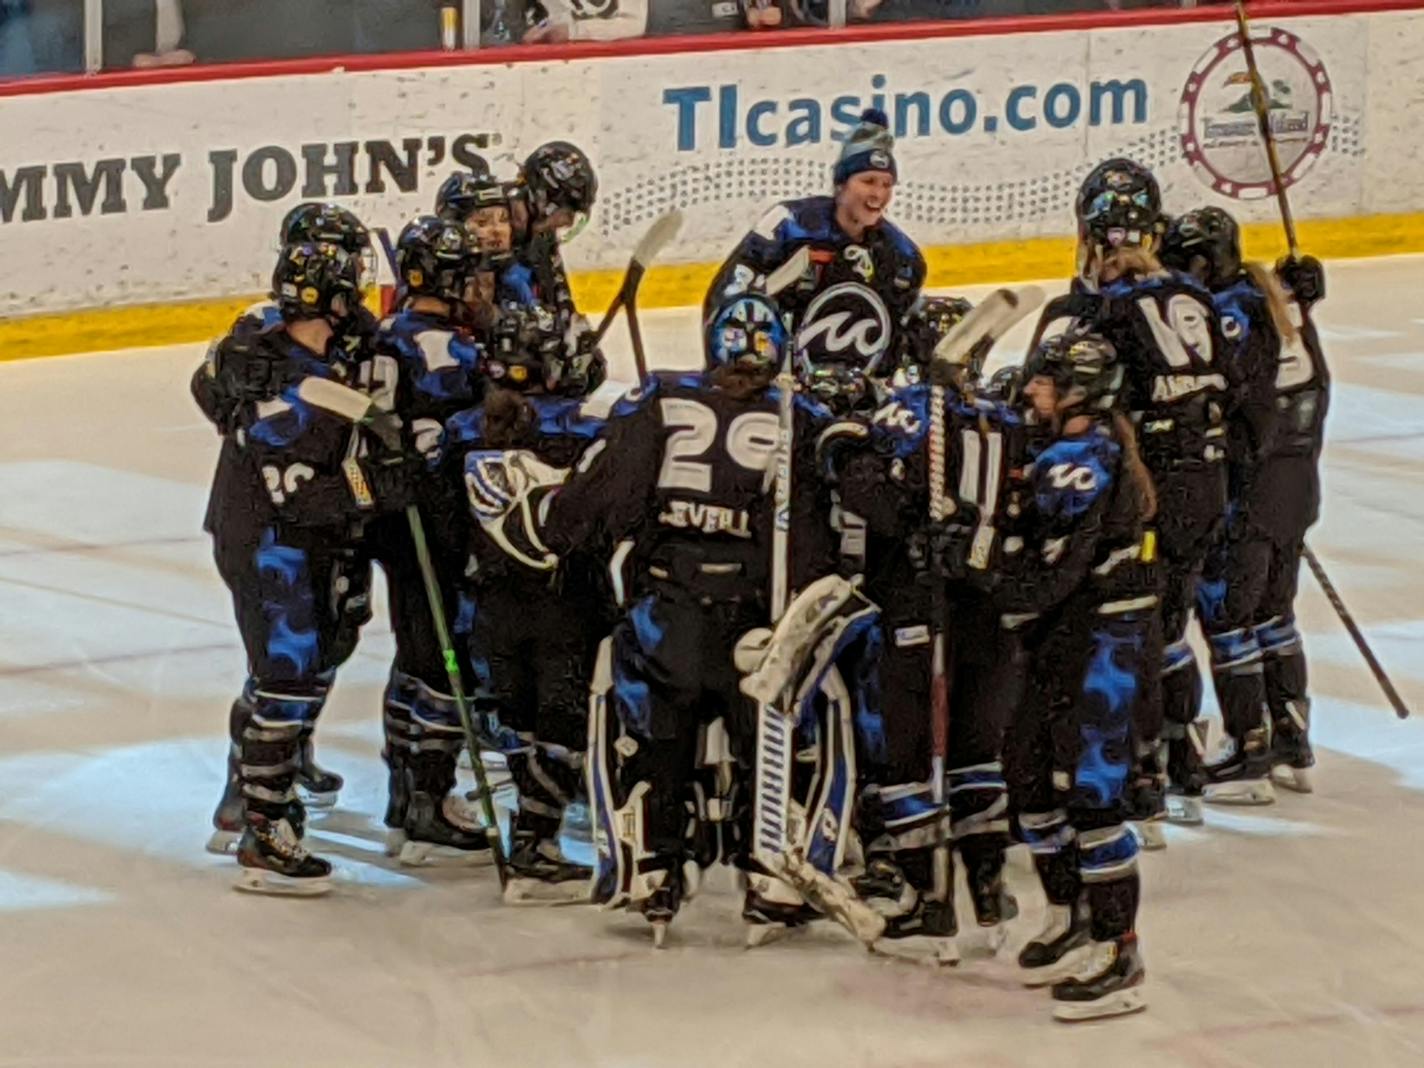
[3,258,1424,1067]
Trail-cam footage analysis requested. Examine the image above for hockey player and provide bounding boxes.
[704,109,925,363]
[435,168,516,312]
[446,305,610,903]
[487,293,838,941]
[506,141,597,333]
[202,240,419,894]
[827,308,1021,961]
[368,216,494,867]
[991,332,1157,1021]
[1257,253,1330,791]
[1160,207,1289,804]
[198,202,378,853]
[1033,159,1231,828]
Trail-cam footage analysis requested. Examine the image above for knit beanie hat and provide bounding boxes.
[833,109,897,186]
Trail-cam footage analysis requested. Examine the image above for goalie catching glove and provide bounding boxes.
[463,448,570,571]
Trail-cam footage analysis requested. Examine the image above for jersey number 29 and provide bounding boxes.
[657,398,779,493]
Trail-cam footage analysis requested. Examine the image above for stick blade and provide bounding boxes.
[296,376,377,423]
[931,284,1045,368]
[631,209,684,268]
[762,246,812,299]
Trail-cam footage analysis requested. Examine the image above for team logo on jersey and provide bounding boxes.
[795,282,892,374]
[1179,25,1333,200]
[842,245,874,282]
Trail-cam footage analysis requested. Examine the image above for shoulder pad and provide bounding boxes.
[1030,434,1119,520]
[444,406,486,448]
[868,385,930,456]
[608,374,664,418]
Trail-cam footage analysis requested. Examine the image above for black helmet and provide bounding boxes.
[901,295,974,384]
[521,141,598,221]
[1026,331,1124,413]
[487,303,565,391]
[395,215,482,305]
[1160,207,1242,288]
[271,241,362,323]
[279,203,373,288]
[434,168,503,223]
[1076,158,1163,248]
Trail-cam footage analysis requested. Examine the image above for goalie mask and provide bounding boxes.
[706,293,788,373]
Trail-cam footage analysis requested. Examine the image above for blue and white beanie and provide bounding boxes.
[833,109,898,186]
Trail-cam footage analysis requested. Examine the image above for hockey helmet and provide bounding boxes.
[521,141,598,222]
[706,292,788,373]
[1076,158,1163,249]
[900,295,975,385]
[395,215,483,306]
[435,167,502,223]
[279,202,374,289]
[1026,331,1124,413]
[1160,207,1242,288]
[271,241,362,323]
[487,303,564,392]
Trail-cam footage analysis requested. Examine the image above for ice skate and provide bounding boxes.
[633,868,683,950]
[502,832,593,906]
[1051,932,1147,1022]
[1124,761,1169,850]
[393,791,492,867]
[967,868,1017,955]
[1019,898,1092,987]
[741,868,819,948]
[207,750,243,855]
[871,895,959,965]
[234,815,331,897]
[295,730,342,809]
[1270,703,1316,794]
[1204,727,1275,806]
[1165,729,1207,824]
[210,756,305,854]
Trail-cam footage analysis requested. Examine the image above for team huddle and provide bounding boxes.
[193,108,1329,1023]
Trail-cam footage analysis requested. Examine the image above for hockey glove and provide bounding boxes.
[1276,255,1325,307]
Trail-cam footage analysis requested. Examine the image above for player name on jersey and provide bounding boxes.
[657,498,754,538]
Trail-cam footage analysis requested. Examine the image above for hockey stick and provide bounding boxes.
[1303,549,1411,719]
[589,210,684,378]
[1234,3,1410,719]
[924,285,1045,904]
[1234,1,1300,259]
[746,244,884,945]
[405,505,511,883]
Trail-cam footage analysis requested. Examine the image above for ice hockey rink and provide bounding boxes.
[3,255,1423,1068]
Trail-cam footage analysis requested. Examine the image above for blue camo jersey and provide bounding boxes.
[1029,431,1119,523]
[370,309,485,458]
[864,383,1019,459]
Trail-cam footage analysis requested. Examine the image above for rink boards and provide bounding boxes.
[1,1,1424,357]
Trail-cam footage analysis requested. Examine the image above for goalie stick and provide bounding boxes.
[1233,1,1410,720]
[589,210,684,380]
[926,285,1045,906]
[746,246,885,946]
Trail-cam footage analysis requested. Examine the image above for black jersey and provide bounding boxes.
[542,370,834,601]
[1096,271,1233,472]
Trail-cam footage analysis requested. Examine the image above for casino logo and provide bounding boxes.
[1179,25,1332,200]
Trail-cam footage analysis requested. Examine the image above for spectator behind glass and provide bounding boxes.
[0,1,84,75]
[506,0,798,41]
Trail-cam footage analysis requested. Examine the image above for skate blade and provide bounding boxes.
[502,878,592,907]
[1165,795,1204,825]
[970,923,1009,957]
[1130,820,1168,851]
[234,867,331,897]
[397,840,494,868]
[1272,764,1315,794]
[206,829,240,856]
[744,922,796,950]
[652,921,670,949]
[1021,944,1092,988]
[1052,987,1147,1022]
[871,936,960,967]
[296,786,339,810]
[1204,779,1275,806]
